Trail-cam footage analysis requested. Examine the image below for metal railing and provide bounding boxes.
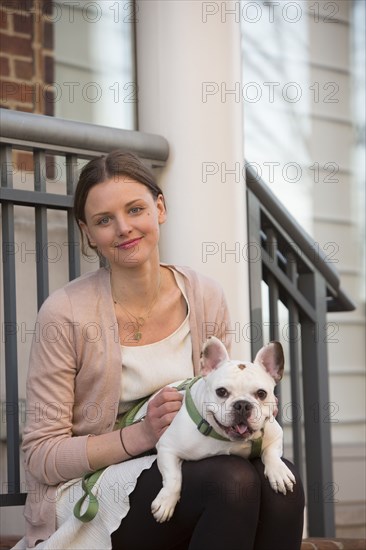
[246,163,355,537]
[0,108,169,507]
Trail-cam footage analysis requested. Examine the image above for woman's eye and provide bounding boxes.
[129,207,143,215]
[97,216,111,225]
[216,387,229,398]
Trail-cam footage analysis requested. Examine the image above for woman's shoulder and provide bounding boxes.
[38,268,109,316]
[166,264,225,296]
[63,267,108,293]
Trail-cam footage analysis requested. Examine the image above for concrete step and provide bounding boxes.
[301,539,366,549]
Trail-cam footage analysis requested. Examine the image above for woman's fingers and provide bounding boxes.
[145,387,183,439]
[152,386,183,407]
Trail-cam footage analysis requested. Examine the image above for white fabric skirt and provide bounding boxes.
[13,455,157,550]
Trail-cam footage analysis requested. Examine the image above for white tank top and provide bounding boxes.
[119,270,194,414]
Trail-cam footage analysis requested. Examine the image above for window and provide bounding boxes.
[54,0,136,129]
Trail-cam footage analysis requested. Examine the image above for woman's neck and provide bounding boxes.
[109,260,163,311]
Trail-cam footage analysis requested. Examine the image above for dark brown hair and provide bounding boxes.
[73,150,165,255]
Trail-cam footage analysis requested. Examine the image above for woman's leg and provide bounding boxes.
[111,455,261,550]
[251,458,305,550]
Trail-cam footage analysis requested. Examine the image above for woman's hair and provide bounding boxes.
[73,150,165,256]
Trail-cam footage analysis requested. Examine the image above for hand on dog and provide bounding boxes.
[141,387,183,448]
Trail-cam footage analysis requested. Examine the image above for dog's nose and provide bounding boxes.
[233,400,253,418]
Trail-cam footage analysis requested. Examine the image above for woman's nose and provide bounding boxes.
[115,214,132,236]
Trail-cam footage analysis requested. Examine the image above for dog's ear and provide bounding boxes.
[254,341,284,382]
[200,337,229,376]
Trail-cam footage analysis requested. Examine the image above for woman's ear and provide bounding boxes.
[78,220,96,248]
[156,194,167,224]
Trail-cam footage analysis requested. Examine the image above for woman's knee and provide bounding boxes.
[184,455,261,507]
[251,457,305,512]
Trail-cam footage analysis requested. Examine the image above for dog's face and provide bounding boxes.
[200,338,284,441]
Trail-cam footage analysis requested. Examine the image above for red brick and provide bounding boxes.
[15,105,33,112]
[0,56,10,76]
[0,33,33,56]
[13,12,33,35]
[14,58,33,80]
[0,10,8,30]
[0,79,34,103]
[0,98,33,110]
[2,1,34,14]
[14,150,34,172]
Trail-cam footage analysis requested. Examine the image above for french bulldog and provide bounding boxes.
[150,337,296,523]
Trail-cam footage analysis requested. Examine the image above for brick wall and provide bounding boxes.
[0,0,54,115]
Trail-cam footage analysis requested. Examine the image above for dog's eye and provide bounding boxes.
[256,390,267,400]
[216,387,229,398]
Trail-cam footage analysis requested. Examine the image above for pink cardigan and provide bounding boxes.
[22,265,232,546]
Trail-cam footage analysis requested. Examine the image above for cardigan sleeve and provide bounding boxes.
[22,289,93,486]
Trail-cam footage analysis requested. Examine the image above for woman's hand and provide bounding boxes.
[141,386,183,448]
[87,387,183,469]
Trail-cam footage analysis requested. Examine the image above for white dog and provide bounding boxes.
[151,337,295,523]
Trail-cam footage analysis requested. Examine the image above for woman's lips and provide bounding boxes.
[116,237,142,250]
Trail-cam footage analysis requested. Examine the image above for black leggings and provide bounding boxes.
[111,455,305,550]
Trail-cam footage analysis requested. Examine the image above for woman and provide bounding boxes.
[19,151,304,549]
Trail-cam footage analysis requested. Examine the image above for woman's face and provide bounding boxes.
[79,176,166,269]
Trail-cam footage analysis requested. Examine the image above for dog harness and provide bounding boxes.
[73,379,192,523]
[73,377,263,523]
[184,377,263,458]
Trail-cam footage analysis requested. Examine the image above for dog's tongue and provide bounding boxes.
[235,423,248,435]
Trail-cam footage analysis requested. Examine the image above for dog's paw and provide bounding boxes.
[264,461,296,495]
[151,489,180,523]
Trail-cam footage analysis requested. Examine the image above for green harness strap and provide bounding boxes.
[73,467,105,523]
[73,379,194,523]
[184,377,229,441]
[249,433,263,460]
[184,378,263,456]
[73,377,264,523]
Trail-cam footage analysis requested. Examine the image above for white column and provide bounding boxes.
[135,0,250,357]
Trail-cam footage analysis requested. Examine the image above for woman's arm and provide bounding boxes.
[87,386,183,469]
[23,287,184,483]
[22,289,92,484]
[25,268,224,484]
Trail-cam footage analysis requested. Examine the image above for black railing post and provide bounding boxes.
[286,252,304,481]
[0,144,21,501]
[300,271,336,537]
[66,154,81,281]
[245,164,352,537]
[246,190,264,358]
[34,150,49,308]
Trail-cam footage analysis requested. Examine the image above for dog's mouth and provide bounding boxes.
[212,415,254,440]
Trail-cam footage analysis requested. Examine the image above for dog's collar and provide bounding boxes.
[184,377,264,457]
[184,377,231,441]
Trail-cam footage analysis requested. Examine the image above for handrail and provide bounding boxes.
[246,160,356,536]
[246,163,355,312]
[0,109,169,163]
[0,114,169,511]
